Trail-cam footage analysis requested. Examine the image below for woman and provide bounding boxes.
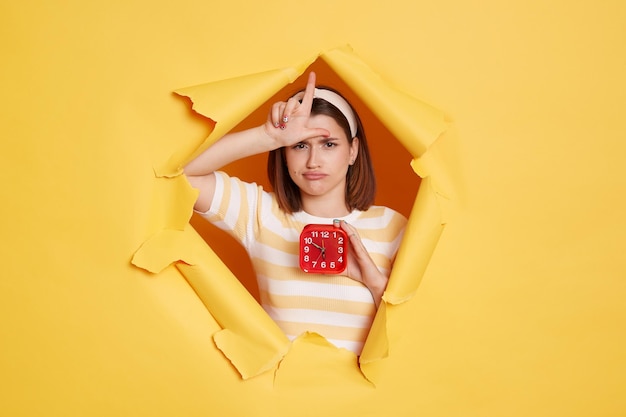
[184,72,406,355]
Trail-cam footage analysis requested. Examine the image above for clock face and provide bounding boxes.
[299,223,348,274]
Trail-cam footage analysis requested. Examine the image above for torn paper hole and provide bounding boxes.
[132,45,451,384]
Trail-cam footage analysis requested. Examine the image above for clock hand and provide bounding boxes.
[314,251,323,264]
[312,241,326,260]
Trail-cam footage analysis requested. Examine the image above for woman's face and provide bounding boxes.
[285,114,358,203]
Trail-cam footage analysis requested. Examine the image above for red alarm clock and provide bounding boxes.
[299,221,348,274]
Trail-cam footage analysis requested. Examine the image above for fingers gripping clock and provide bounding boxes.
[299,221,348,274]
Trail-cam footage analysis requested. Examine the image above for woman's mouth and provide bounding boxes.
[303,171,326,180]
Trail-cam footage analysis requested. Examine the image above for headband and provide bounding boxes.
[313,88,358,138]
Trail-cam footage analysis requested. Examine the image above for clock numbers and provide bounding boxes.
[299,223,349,274]
[309,231,331,238]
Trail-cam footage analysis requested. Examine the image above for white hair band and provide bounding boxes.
[313,88,357,138]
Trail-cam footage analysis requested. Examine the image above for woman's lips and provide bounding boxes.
[303,172,326,180]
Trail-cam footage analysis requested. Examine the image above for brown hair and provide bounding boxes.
[267,87,376,213]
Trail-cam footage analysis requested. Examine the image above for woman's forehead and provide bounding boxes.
[306,114,348,138]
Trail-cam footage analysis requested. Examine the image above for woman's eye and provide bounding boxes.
[293,143,307,150]
[324,142,337,148]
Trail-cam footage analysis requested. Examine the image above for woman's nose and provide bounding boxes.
[306,148,320,168]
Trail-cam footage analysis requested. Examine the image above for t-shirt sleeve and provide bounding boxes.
[194,171,263,250]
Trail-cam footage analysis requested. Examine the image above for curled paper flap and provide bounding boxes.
[133,224,291,379]
[384,177,446,304]
[156,59,316,177]
[177,241,291,379]
[359,177,446,378]
[274,333,372,388]
[321,46,448,160]
[358,302,389,376]
[131,228,199,273]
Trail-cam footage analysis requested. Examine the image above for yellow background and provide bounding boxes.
[2,0,625,416]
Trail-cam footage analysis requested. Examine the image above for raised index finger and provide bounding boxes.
[299,71,317,114]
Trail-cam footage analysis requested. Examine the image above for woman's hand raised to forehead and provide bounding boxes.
[264,72,330,147]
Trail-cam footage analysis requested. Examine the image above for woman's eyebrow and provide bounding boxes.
[299,137,340,145]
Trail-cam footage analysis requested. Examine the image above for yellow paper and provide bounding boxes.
[3,0,626,416]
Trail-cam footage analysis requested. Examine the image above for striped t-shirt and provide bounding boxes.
[197,171,407,354]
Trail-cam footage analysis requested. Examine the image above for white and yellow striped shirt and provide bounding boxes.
[197,171,406,354]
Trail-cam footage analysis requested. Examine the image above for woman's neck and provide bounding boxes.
[300,195,351,218]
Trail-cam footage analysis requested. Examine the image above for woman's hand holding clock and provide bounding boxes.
[339,220,388,308]
[298,221,388,308]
